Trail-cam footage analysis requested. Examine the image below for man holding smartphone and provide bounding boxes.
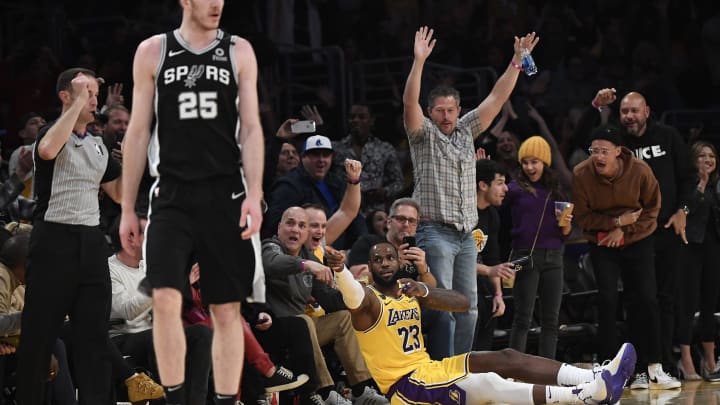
[347,198,454,360]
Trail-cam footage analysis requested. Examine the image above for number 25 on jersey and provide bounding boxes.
[179,91,217,119]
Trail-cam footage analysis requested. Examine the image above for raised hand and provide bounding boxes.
[414,26,436,62]
[105,82,124,107]
[592,88,617,108]
[475,147,490,161]
[300,105,324,126]
[71,73,92,103]
[276,118,299,140]
[344,159,362,181]
[15,147,33,178]
[513,32,540,56]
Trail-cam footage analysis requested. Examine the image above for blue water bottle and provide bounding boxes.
[520,48,538,76]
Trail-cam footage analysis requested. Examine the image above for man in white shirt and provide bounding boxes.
[108,216,212,405]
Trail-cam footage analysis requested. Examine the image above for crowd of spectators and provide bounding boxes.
[0,0,719,404]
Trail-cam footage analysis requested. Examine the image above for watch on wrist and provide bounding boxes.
[681,205,690,215]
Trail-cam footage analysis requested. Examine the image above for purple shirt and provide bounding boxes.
[504,180,565,250]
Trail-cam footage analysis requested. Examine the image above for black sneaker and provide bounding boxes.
[264,366,310,393]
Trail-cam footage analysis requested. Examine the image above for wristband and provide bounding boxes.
[510,60,523,71]
[494,292,503,298]
[300,260,306,272]
[347,178,360,185]
[418,282,430,298]
[613,216,621,228]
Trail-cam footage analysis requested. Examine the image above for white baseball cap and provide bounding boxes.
[303,135,333,153]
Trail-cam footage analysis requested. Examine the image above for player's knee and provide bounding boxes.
[209,302,241,327]
[152,288,182,314]
[497,347,523,363]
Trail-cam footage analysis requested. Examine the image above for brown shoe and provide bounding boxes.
[126,372,164,404]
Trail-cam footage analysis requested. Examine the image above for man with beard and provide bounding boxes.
[589,89,691,388]
[403,26,539,354]
[571,125,676,389]
[473,159,516,350]
[328,241,637,404]
[332,104,403,214]
[263,135,366,249]
[346,197,454,360]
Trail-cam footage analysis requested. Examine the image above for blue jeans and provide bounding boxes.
[422,308,454,360]
[417,222,478,354]
[508,247,564,359]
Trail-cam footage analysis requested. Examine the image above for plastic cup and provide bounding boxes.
[555,202,574,227]
[502,276,515,289]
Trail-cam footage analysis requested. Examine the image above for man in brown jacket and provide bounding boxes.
[572,125,677,389]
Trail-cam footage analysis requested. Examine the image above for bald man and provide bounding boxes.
[590,89,693,389]
[261,206,389,404]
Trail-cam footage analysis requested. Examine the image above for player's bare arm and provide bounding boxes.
[397,278,470,313]
[234,37,264,239]
[119,35,161,252]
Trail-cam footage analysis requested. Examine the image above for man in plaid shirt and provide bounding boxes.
[402,26,539,353]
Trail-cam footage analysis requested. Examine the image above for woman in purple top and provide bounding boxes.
[503,136,572,359]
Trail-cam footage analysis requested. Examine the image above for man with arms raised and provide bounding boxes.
[403,26,538,353]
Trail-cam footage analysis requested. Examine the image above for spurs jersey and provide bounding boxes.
[152,29,240,181]
[355,286,432,393]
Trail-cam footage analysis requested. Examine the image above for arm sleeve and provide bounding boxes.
[312,280,347,312]
[0,175,25,215]
[483,208,503,265]
[383,147,405,199]
[262,180,301,239]
[101,154,122,183]
[671,130,695,208]
[109,267,152,321]
[0,311,21,335]
[261,240,304,279]
[0,272,13,314]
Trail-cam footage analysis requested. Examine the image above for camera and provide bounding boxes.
[291,120,316,134]
[510,256,531,271]
[402,235,416,247]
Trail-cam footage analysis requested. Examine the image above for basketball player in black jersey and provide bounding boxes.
[120,0,264,404]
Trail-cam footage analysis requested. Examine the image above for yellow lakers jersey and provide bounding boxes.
[355,286,432,393]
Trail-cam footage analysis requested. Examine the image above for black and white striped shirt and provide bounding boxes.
[33,122,121,226]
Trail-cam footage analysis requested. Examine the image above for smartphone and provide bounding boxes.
[510,256,531,271]
[597,232,625,247]
[291,120,316,134]
[402,236,416,247]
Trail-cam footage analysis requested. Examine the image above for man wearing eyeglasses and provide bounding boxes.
[590,89,694,387]
[347,198,454,360]
[571,124,671,389]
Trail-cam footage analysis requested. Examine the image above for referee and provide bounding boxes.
[16,68,122,404]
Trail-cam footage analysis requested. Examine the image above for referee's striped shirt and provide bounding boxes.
[33,122,121,226]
